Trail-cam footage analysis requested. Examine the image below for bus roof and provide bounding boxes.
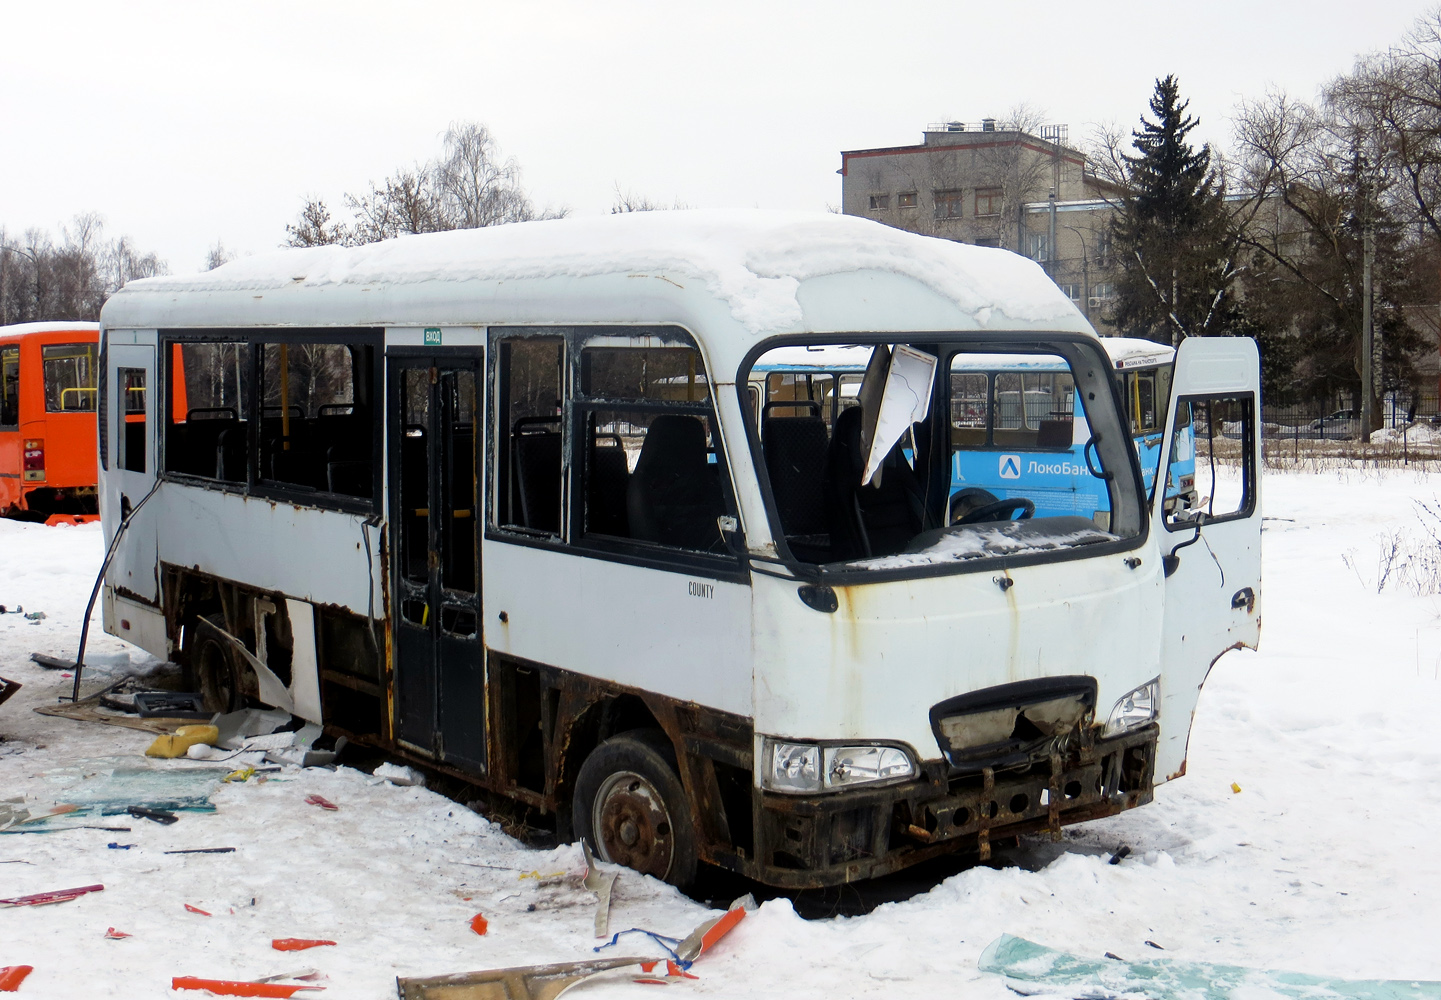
[1101,337,1174,370]
[102,210,1098,380]
[0,321,100,341]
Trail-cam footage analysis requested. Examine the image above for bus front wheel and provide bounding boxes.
[572,730,698,889]
[189,615,244,715]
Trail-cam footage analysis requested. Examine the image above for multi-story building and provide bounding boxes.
[840,120,1124,326]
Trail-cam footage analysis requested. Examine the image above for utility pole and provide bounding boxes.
[1359,205,1376,440]
[1357,147,1377,442]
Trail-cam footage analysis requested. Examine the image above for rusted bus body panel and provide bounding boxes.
[748,555,1164,760]
[150,487,380,619]
[480,540,753,720]
[748,725,1156,887]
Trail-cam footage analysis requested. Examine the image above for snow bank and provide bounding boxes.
[120,210,1083,336]
[1371,422,1441,445]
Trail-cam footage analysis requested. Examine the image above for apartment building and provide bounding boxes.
[840,120,1123,324]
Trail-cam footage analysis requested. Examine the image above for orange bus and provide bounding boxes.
[0,322,101,524]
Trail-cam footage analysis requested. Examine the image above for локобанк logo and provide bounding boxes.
[998,454,1022,479]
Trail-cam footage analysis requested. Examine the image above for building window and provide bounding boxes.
[975,236,1001,249]
[1027,233,1049,262]
[934,190,964,219]
[1095,231,1113,267]
[1092,283,1116,300]
[1059,283,1082,301]
[897,192,917,209]
[868,194,890,211]
[974,187,1003,217]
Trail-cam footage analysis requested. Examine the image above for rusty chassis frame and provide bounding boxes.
[162,565,1156,891]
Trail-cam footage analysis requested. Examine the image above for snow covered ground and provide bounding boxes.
[3,463,1441,997]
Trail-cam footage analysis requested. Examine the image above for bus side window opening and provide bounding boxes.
[0,346,18,429]
[118,367,147,474]
[493,336,564,535]
[578,343,729,554]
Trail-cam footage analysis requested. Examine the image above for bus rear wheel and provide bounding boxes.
[189,615,244,715]
[572,730,697,889]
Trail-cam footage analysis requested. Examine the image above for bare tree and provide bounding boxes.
[284,198,352,248]
[284,121,563,247]
[0,215,166,324]
[610,184,690,213]
[204,240,237,271]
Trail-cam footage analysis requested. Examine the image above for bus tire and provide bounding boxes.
[572,729,698,889]
[190,615,244,715]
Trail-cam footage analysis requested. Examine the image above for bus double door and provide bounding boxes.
[388,356,485,770]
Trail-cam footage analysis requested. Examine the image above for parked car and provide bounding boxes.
[1305,409,1359,439]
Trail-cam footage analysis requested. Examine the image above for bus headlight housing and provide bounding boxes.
[1104,678,1159,737]
[760,738,915,794]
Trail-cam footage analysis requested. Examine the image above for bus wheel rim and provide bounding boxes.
[592,769,673,879]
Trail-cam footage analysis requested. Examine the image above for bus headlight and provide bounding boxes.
[761,738,915,793]
[1104,678,1159,737]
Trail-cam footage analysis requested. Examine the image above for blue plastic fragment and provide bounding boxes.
[979,934,1441,1000]
[593,928,688,967]
[106,842,134,850]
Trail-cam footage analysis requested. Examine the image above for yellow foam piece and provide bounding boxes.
[145,724,220,759]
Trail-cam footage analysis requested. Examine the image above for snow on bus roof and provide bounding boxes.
[109,210,1088,339]
[0,321,100,338]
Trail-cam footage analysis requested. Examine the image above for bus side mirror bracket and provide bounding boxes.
[717,515,745,556]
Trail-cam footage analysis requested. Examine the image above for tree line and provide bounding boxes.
[0,213,165,326]
[1097,9,1441,418]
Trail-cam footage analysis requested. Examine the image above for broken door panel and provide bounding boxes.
[1152,337,1261,782]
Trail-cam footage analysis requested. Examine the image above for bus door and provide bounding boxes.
[388,356,485,770]
[1152,337,1262,782]
[105,341,159,602]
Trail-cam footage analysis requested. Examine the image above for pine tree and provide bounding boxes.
[1111,76,1240,346]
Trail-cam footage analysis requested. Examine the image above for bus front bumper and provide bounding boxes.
[745,724,1156,888]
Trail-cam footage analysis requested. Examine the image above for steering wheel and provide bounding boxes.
[952,497,1036,525]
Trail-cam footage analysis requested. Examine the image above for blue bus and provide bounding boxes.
[750,338,1194,526]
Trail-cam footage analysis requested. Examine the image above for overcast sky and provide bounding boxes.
[0,1,1431,273]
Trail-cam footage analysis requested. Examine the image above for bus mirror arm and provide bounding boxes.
[1083,434,1114,482]
[717,515,746,557]
[1162,513,1206,577]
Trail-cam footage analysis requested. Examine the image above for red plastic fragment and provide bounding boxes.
[666,961,698,980]
[105,927,132,939]
[469,913,488,936]
[0,883,104,907]
[0,966,33,992]
[272,938,336,952]
[304,794,338,811]
[184,903,212,916]
[172,977,324,997]
[694,906,745,959]
[639,961,658,973]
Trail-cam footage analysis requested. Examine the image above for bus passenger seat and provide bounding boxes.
[627,415,723,551]
[586,442,630,537]
[828,406,925,560]
[512,419,562,532]
[763,414,831,557]
[215,426,245,481]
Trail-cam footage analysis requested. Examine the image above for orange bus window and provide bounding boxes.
[43,343,98,412]
[0,346,18,429]
[119,367,147,474]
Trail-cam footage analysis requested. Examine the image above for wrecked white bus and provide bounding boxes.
[96,211,1260,889]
